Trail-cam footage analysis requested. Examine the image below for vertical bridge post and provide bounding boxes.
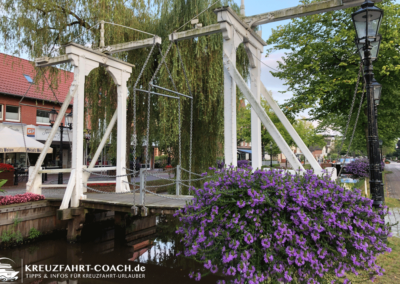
[176,165,181,195]
[140,168,145,205]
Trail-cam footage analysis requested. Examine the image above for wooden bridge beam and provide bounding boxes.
[244,0,382,27]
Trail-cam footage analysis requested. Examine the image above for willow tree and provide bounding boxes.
[0,0,251,178]
[151,0,250,177]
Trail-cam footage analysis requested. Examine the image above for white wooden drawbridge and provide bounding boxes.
[26,1,376,210]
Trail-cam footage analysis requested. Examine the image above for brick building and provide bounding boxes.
[0,53,74,168]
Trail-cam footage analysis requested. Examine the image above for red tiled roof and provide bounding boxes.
[0,53,74,104]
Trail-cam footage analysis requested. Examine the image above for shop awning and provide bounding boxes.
[238,149,252,154]
[0,127,53,154]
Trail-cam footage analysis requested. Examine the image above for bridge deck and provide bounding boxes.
[47,192,193,214]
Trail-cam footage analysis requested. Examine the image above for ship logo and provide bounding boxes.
[0,258,19,282]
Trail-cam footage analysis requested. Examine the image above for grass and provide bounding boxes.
[341,237,400,284]
[146,178,176,193]
[261,164,281,169]
[385,197,400,209]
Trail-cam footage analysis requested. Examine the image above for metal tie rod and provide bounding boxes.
[135,89,179,100]
[150,84,192,99]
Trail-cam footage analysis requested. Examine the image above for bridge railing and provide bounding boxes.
[29,165,337,216]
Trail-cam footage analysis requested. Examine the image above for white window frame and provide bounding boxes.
[36,109,51,125]
[5,105,20,122]
[0,104,3,120]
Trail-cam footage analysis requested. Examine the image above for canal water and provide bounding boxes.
[1,214,225,284]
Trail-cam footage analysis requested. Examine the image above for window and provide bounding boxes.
[37,109,50,124]
[0,105,2,120]
[5,106,19,121]
[23,74,33,84]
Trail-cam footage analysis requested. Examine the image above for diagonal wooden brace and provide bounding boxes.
[260,84,323,175]
[223,53,304,171]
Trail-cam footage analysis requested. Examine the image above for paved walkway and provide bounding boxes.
[385,162,400,199]
[385,208,400,238]
[384,162,400,238]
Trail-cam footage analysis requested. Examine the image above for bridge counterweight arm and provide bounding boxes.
[244,0,382,27]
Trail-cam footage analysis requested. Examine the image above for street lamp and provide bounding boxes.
[48,108,73,184]
[352,0,383,41]
[49,108,58,124]
[372,78,382,105]
[65,111,73,128]
[355,34,381,61]
[352,1,384,210]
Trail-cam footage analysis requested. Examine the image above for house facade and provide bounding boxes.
[0,53,74,168]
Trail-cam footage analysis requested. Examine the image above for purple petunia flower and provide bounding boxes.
[237,200,246,208]
[244,232,254,244]
[175,167,391,284]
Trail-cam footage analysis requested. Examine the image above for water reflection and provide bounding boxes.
[1,214,224,283]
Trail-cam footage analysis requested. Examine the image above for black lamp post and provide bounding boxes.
[379,139,383,169]
[49,108,73,184]
[352,1,384,209]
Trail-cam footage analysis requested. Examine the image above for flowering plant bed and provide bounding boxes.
[0,163,14,172]
[175,167,391,283]
[345,158,385,178]
[237,160,249,168]
[345,158,369,178]
[0,193,45,206]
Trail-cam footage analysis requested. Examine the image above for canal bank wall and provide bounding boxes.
[0,200,67,246]
[0,199,162,247]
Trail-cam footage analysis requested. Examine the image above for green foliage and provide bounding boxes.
[0,173,6,193]
[0,230,13,243]
[293,119,326,149]
[266,0,400,153]
[28,227,41,240]
[155,155,168,161]
[329,153,339,160]
[13,215,21,226]
[0,216,23,245]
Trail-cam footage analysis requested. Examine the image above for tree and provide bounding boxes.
[237,101,251,146]
[293,119,326,149]
[237,96,326,164]
[265,0,400,153]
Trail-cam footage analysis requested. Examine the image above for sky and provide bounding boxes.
[233,0,299,107]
